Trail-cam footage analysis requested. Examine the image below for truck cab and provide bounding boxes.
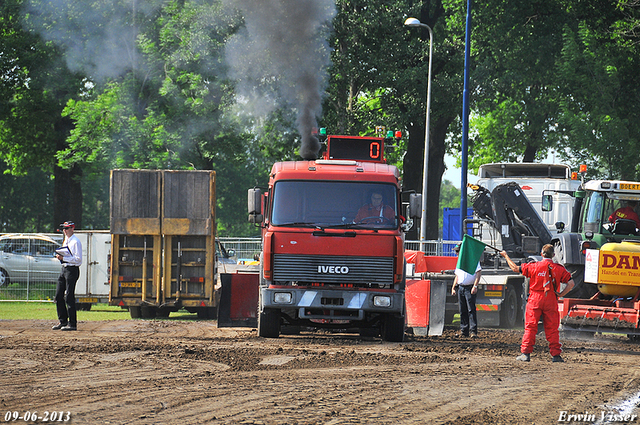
[249,133,421,341]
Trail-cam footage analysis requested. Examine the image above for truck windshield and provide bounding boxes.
[270,181,398,229]
[581,191,628,233]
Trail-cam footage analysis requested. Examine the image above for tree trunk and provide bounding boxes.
[54,164,83,230]
[426,116,455,240]
[402,122,424,241]
[402,115,454,242]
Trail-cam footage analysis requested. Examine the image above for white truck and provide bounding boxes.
[439,163,583,328]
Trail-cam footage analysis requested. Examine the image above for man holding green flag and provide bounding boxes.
[451,235,486,338]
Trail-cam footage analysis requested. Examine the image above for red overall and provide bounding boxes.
[520,259,571,356]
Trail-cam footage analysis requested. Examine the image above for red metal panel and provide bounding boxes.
[405,279,431,328]
[229,273,259,320]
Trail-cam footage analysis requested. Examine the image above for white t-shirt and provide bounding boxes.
[454,262,481,286]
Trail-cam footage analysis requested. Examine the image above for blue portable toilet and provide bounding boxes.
[442,208,473,241]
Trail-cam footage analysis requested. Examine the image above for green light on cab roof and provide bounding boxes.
[319,128,327,136]
[386,130,393,138]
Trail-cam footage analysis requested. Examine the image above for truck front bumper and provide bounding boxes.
[261,287,404,320]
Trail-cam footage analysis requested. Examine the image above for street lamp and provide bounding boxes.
[404,17,433,252]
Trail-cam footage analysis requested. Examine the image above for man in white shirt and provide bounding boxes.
[52,221,83,331]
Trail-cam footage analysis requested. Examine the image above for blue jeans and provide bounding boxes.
[458,285,478,335]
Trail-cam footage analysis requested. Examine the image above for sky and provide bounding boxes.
[442,154,477,189]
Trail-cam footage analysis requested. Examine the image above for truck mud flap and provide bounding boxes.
[217,273,259,328]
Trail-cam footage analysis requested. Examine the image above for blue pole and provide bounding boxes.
[460,0,472,240]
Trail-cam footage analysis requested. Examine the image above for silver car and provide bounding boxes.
[0,234,62,286]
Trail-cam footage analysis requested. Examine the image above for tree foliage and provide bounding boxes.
[2,0,640,236]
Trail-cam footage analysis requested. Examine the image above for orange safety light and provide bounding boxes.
[571,172,578,180]
[579,164,587,173]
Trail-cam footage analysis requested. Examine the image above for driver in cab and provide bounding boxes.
[355,191,395,224]
[609,200,640,229]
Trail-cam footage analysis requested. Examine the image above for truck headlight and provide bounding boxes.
[373,296,391,308]
[273,292,292,304]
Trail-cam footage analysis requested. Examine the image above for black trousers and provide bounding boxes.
[55,266,80,326]
[457,285,478,336]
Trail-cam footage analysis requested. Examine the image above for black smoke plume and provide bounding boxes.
[223,0,335,159]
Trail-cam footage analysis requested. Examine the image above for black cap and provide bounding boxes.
[60,221,75,229]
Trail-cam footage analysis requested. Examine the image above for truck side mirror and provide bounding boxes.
[542,194,553,211]
[408,193,422,219]
[248,188,263,223]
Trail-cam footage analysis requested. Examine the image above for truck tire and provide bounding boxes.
[129,306,142,319]
[564,266,598,299]
[76,303,92,311]
[499,285,518,329]
[140,306,156,319]
[156,307,171,318]
[197,307,217,320]
[445,311,456,325]
[381,314,405,342]
[258,308,280,338]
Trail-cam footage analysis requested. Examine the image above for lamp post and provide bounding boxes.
[404,17,433,253]
[459,0,473,241]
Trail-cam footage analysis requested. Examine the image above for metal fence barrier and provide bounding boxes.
[218,237,263,263]
[1,234,460,301]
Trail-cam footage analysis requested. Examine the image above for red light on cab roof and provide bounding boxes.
[394,131,402,138]
[579,164,587,173]
[571,172,578,180]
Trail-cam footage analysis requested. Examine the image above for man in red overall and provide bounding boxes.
[500,244,575,362]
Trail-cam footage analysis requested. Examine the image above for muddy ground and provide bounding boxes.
[1,320,640,425]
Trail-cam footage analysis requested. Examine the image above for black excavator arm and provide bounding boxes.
[469,182,552,258]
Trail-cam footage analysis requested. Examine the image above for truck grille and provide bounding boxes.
[273,254,393,285]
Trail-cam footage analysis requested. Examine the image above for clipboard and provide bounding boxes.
[55,246,72,257]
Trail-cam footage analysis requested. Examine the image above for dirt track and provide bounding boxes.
[1,320,640,424]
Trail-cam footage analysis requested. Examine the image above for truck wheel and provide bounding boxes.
[129,306,142,319]
[77,303,92,311]
[565,267,598,299]
[381,314,405,342]
[445,311,456,325]
[156,307,171,318]
[258,308,281,338]
[140,306,156,319]
[197,307,217,320]
[499,285,518,329]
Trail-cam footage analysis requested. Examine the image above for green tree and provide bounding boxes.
[468,0,573,170]
[555,8,640,180]
[325,0,467,239]
[0,0,84,230]
[50,0,265,235]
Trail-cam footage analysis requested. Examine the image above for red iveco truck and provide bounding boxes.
[248,131,421,341]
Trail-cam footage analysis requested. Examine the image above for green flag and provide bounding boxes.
[456,234,486,274]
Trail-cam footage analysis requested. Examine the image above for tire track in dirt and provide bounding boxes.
[1,320,640,424]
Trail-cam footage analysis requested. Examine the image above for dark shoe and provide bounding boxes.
[552,355,564,363]
[455,332,469,338]
[470,333,478,339]
[52,323,67,330]
[516,353,530,362]
[61,325,77,331]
